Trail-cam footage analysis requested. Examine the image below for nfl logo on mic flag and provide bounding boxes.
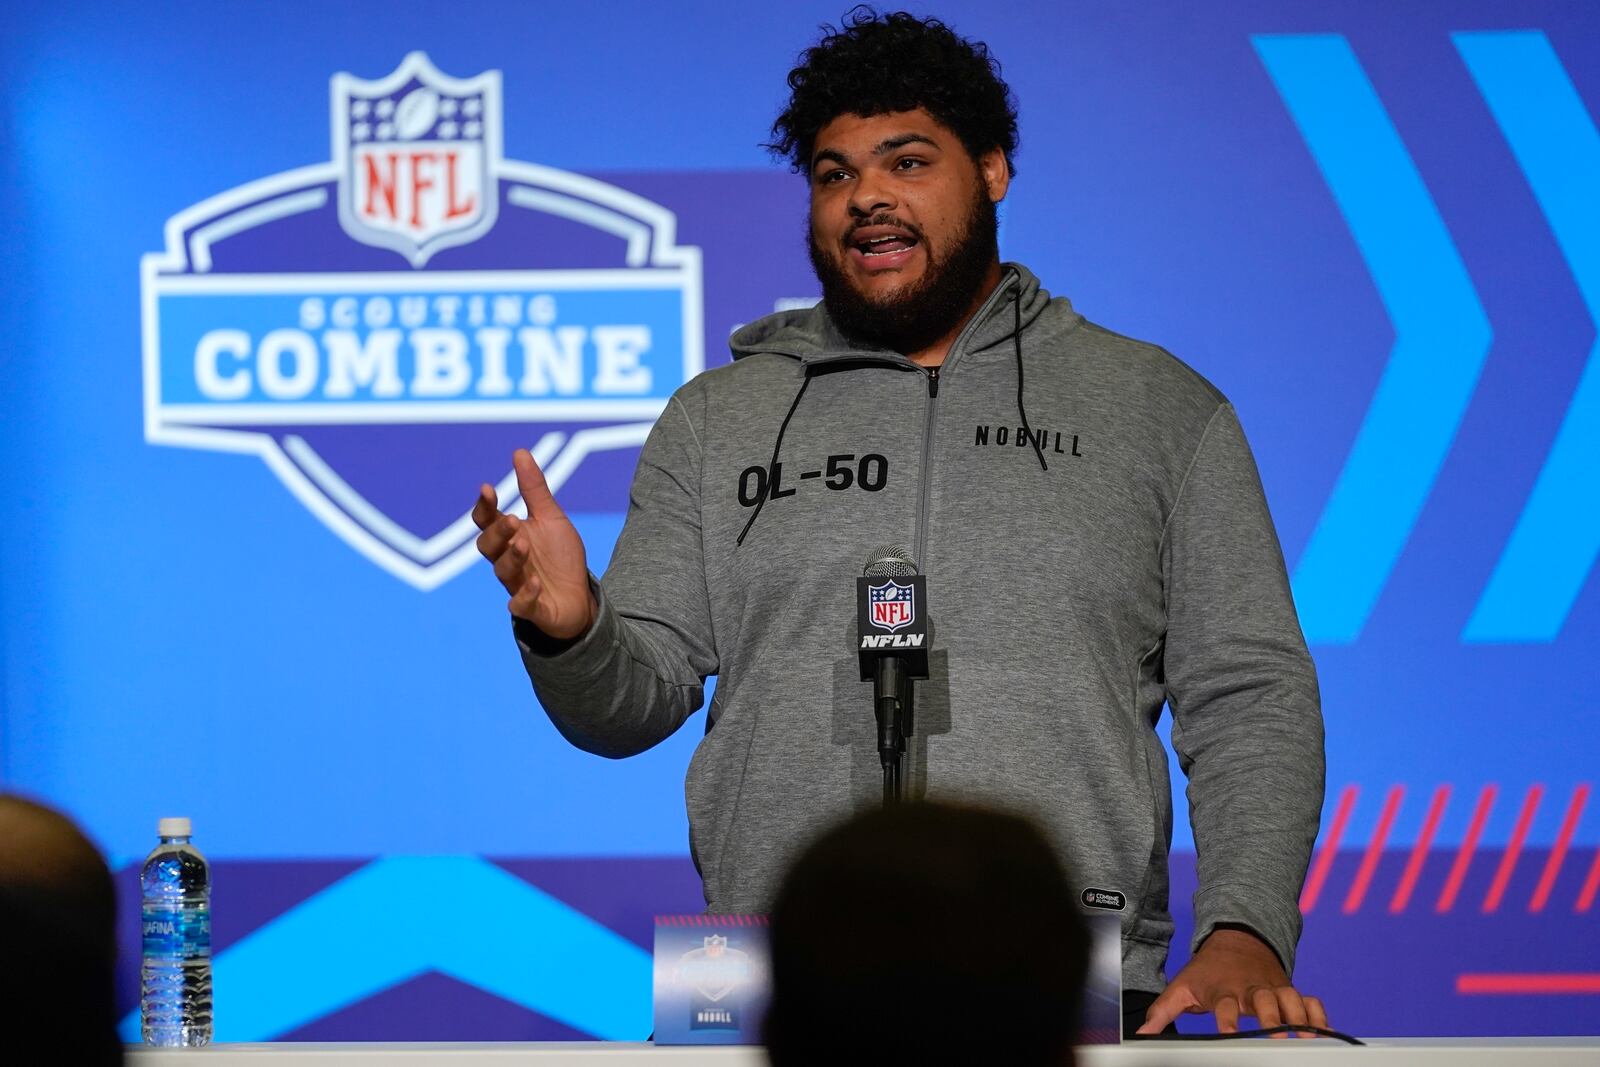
[858,574,931,676]
[869,580,916,632]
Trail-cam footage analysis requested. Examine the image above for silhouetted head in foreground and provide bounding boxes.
[0,793,123,1065]
[765,802,1089,1066]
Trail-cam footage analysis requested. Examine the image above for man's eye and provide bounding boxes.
[818,169,849,184]
[894,157,926,170]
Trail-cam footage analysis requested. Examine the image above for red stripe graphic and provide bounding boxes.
[1483,785,1543,913]
[1577,847,1600,913]
[1300,785,1357,914]
[1530,784,1589,913]
[1344,785,1404,914]
[1390,785,1450,914]
[1437,784,1497,913]
[1457,973,1600,995]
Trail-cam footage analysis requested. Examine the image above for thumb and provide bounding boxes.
[1135,984,1195,1036]
[512,449,558,517]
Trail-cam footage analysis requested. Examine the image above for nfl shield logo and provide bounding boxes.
[333,51,499,265]
[869,580,916,632]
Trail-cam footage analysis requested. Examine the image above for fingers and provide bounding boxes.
[1304,995,1327,1034]
[1275,986,1310,1038]
[471,483,500,531]
[472,481,522,567]
[1134,986,1192,1035]
[492,541,526,589]
[1213,993,1240,1033]
[1250,986,1284,1036]
[476,512,523,562]
[508,572,543,621]
[513,449,558,517]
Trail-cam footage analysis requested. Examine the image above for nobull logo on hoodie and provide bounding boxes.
[141,52,703,590]
[974,424,1083,457]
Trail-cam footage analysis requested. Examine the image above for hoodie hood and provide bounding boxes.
[729,262,1065,365]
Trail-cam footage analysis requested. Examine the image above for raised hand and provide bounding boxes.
[472,449,597,640]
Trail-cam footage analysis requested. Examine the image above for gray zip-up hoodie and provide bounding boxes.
[518,263,1324,995]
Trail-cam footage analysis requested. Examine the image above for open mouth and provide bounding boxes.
[847,224,921,265]
[855,234,918,257]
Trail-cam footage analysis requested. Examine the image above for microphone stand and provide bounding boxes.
[857,554,927,810]
[874,659,914,806]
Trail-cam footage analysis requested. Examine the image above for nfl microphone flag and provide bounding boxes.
[857,573,930,680]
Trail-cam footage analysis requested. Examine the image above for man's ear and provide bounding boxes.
[979,147,1011,203]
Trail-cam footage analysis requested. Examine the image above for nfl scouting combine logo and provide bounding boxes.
[140,53,703,588]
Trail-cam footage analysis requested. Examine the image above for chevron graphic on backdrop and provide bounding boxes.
[1257,31,1600,646]
[118,856,653,1042]
[1253,34,1494,645]
[1456,32,1600,643]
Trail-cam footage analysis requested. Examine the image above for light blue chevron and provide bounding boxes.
[1254,35,1493,644]
[119,855,653,1041]
[1457,31,1600,642]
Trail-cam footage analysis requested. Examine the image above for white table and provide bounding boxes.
[126,1038,1600,1065]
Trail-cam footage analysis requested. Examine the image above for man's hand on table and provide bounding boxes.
[1136,926,1328,1038]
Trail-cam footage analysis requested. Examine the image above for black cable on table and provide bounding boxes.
[1129,1024,1364,1045]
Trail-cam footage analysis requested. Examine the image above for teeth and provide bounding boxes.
[857,235,915,256]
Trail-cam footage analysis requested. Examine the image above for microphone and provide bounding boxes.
[857,546,930,803]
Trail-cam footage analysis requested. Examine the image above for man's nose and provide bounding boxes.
[847,171,896,218]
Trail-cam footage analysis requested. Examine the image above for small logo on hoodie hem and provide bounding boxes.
[1081,888,1126,911]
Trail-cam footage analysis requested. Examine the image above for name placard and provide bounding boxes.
[1080,912,1124,1044]
[652,915,771,1045]
[651,912,1123,1046]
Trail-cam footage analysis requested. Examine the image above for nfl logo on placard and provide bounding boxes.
[140,52,702,590]
[870,581,915,632]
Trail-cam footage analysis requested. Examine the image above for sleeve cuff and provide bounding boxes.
[1191,883,1303,977]
[511,576,619,686]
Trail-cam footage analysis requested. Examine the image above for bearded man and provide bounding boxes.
[474,10,1327,1039]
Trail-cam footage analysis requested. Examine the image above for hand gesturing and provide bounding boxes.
[472,449,597,640]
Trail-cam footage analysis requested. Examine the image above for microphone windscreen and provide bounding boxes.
[863,545,918,578]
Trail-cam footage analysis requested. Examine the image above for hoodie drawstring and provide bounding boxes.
[1014,295,1048,472]
[738,287,1043,548]
[736,367,814,547]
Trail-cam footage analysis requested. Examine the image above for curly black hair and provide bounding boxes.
[767,7,1019,177]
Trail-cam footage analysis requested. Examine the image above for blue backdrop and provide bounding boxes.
[1,0,1595,1040]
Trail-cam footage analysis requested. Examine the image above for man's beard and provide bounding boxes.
[808,185,999,355]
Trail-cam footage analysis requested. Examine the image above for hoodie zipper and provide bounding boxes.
[913,273,1018,569]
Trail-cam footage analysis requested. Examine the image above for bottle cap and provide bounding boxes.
[158,817,192,837]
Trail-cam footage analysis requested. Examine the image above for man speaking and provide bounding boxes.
[473,9,1326,1039]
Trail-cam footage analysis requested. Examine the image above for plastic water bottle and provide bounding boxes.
[141,817,213,1046]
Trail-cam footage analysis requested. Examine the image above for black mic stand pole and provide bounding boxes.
[874,658,913,806]
[857,556,928,810]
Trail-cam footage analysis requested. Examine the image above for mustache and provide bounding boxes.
[843,214,926,247]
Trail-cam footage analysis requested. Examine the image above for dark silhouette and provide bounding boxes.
[0,793,123,1064]
[765,802,1090,1066]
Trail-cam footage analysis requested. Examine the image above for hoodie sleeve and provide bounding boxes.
[1161,402,1325,977]
[514,391,718,758]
